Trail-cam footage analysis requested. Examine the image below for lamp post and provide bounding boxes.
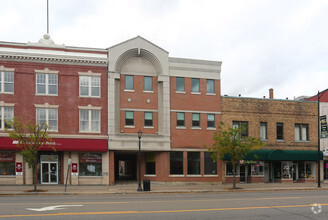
[137,130,143,191]
[317,88,328,188]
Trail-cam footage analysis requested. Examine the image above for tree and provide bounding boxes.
[208,122,263,189]
[6,118,55,191]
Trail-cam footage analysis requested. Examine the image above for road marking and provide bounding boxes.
[26,205,83,212]
[0,203,327,218]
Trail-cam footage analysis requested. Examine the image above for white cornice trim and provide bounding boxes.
[0,101,15,107]
[0,65,15,71]
[78,70,102,76]
[35,68,59,74]
[78,105,102,110]
[34,103,59,108]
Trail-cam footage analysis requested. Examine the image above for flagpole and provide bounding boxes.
[47,0,49,34]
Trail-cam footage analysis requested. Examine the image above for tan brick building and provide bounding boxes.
[220,90,322,184]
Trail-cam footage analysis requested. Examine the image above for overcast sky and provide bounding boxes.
[1,0,328,99]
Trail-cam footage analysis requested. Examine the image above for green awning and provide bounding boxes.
[223,149,323,161]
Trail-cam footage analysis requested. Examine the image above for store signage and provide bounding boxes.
[79,153,102,163]
[320,115,328,138]
[16,162,23,175]
[71,163,78,176]
[0,152,15,162]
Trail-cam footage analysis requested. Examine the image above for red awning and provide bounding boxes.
[0,137,108,152]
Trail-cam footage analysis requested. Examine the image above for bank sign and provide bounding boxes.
[320,115,328,138]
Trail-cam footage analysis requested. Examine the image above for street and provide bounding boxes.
[0,190,327,219]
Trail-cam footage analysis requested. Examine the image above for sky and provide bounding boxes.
[1,0,328,99]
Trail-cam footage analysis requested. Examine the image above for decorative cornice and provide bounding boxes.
[0,101,15,107]
[78,104,102,110]
[0,65,15,71]
[35,68,59,74]
[78,70,102,76]
[34,103,59,108]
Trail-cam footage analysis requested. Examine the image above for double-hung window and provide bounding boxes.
[192,113,200,127]
[36,108,58,131]
[125,111,134,126]
[144,112,153,127]
[233,121,248,137]
[0,106,14,130]
[0,70,14,94]
[277,123,284,140]
[207,114,215,128]
[144,76,152,92]
[177,112,185,127]
[79,75,100,97]
[295,124,308,141]
[125,75,134,90]
[206,79,214,94]
[192,78,200,93]
[260,122,267,140]
[79,109,100,132]
[176,77,185,92]
[36,73,58,95]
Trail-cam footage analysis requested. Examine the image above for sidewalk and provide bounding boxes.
[0,182,328,195]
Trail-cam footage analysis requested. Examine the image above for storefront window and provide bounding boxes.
[305,162,316,179]
[170,152,183,175]
[79,153,102,176]
[145,153,156,175]
[282,161,292,179]
[298,162,305,178]
[187,152,200,175]
[324,161,328,180]
[225,161,240,176]
[204,152,217,175]
[251,162,264,176]
[274,162,281,178]
[0,152,15,175]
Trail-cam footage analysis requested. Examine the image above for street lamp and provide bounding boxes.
[137,130,143,191]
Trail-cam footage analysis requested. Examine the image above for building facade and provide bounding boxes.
[221,90,322,184]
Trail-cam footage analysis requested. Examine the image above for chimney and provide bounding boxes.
[269,88,274,99]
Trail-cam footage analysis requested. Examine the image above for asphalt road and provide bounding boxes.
[0,190,327,219]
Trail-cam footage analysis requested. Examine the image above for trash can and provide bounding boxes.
[143,179,150,191]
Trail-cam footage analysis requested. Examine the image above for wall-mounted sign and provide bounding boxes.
[16,162,23,175]
[71,163,78,176]
[320,115,328,138]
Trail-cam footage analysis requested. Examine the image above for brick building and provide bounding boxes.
[221,89,322,184]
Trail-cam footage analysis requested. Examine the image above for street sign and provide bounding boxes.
[320,115,328,138]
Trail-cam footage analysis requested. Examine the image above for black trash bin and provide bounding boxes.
[143,179,150,191]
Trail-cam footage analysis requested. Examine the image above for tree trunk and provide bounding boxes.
[34,157,37,191]
[232,160,236,189]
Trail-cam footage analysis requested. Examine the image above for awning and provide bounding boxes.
[0,137,108,152]
[223,149,323,161]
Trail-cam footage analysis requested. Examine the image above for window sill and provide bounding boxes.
[0,92,14,95]
[206,93,216,96]
[176,126,186,129]
[204,175,218,177]
[187,175,201,177]
[124,89,135,92]
[36,94,58,96]
[143,91,154,93]
[175,91,186,94]
[79,95,101,98]
[191,127,202,130]
[206,127,216,130]
[78,176,102,178]
[191,92,201,95]
[226,175,240,177]
[294,140,310,143]
[251,175,265,177]
[276,140,285,142]
[124,125,135,129]
[260,139,268,142]
[0,175,15,178]
[79,131,101,134]
[169,175,185,177]
[144,126,154,129]
[144,175,156,177]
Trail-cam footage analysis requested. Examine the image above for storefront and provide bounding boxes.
[223,149,323,184]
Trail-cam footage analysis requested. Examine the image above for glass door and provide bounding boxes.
[240,164,246,183]
[41,162,58,184]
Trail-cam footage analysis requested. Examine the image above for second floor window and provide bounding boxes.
[125,111,134,126]
[295,124,308,141]
[192,78,200,93]
[277,123,284,140]
[0,71,14,93]
[36,108,58,131]
[79,76,100,97]
[206,79,214,94]
[144,112,153,127]
[260,122,267,140]
[233,121,248,137]
[144,76,152,91]
[207,114,215,128]
[0,106,14,130]
[79,109,100,132]
[125,75,134,90]
[36,74,58,95]
[177,112,185,127]
[192,113,200,127]
[176,77,184,92]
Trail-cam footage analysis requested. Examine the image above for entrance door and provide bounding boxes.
[292,163,298,182]
[240,164,246,183]
[41,162,58,184]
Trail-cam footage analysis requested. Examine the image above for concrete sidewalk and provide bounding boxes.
[0,182,328,195]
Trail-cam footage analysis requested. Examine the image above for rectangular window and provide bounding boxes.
[187,152,200,175]
[170,151,183,175]
[251,162,264,176]
[233,121,248,137]
[176,112,185,127]
[144,76,152,91]
[144,112,153,127]
[207,114,215,128]
[0,107,14,130]
[36,108,58,131]
[277,123,284,140]
[192,113,200,127]
[282,161,292,179]
[305,162,316,179]
[36,73,58,95]
[204,152,217,175]
[125,75,134,90]
[125,111,134,126]
[176,77,184,92]
[0,71,14,93]
[192,78,200,93]
[260,122,267,140]
[206,79,214,94]
[79,76,100,97]
[0,152,15,175]
[79,109,100,132]
[295,124,308,141]
[145,153,156,175]
[226,161,240,176]
[79,153,102,176]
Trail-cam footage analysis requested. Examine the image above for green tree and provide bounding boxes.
[6,118,55,191]
[208,122,263,189]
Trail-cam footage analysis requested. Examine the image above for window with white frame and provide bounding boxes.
[192,113,200,127]
[125,75,134,90]
[125,111,134,126]
[260,122,267,140]
[177,112,185,127]
[79,109,100,132]
[207,114,215,128]
[36,108,58,131]
[251,162,264,176]
[36,73,58,95]
[0,106,14,130]
[176,77,184,92]
[295,124,308,141]
[0,70,14,93]
[144,76,152,91]
[206,79,214,94]
[79,76,100,97]
[192,78,200,93]
[144,112,153,127]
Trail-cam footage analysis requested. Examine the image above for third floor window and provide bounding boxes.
[79,76,100,97]
[176,77,184,92]
[144,76,153,92]
[192,78,200,93]
[295,124,308,141]
[0,71,14,94]
[206,79,214,94]
[36,73,58,95]
[125,75,134,90]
